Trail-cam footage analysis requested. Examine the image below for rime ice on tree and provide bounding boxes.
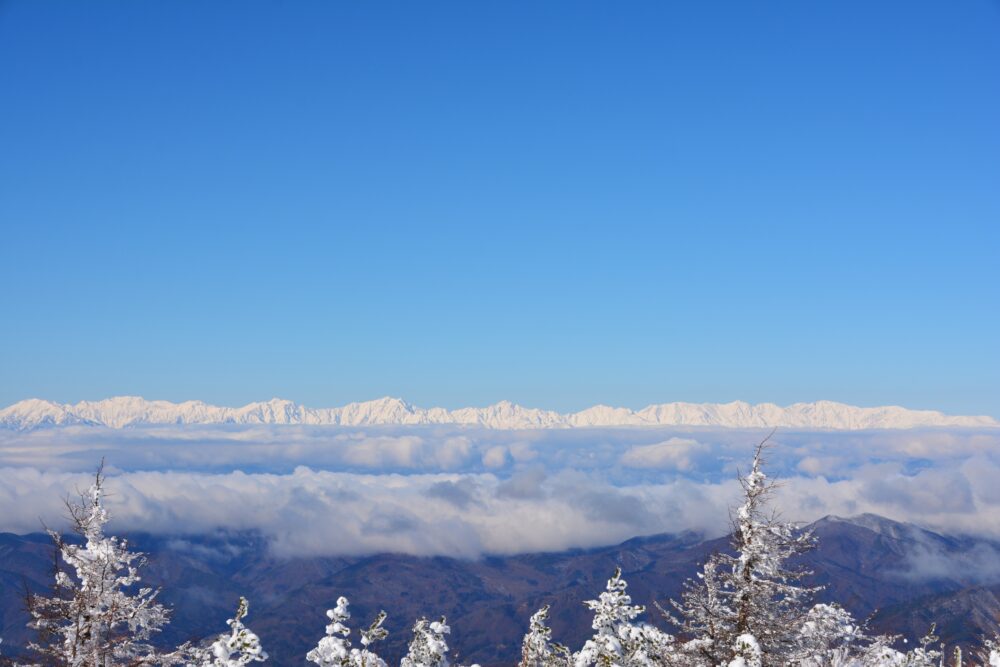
[520,605,569,667]
[306,596,388,667]
[669,441,819,665]
[26,466,178,667]
[401,618,452,667]
[573,568,676,667]
[191,597,267,667]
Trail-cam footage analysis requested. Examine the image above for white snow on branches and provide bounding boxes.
[192,597,267,667]
[306,597,388,667]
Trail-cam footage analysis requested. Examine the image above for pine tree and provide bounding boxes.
[520,606,569,667]
[191,597,267,667]
[669,440,819,665]
[26,465,178,667]
[790,602,932,666]
[977,636,1000,666]
[727,634,762,667]
[792,603,876,665]
[400,618,451,667]
[899,625,943,667]
[573,568,676,667]
[306,596,387,667]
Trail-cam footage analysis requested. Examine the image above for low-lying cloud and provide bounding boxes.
[0,466,740,558]
[620,437,711,470]
[2,424,1000,558]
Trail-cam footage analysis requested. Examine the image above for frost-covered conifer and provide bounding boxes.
[306,596,387,667]
[792,603,901,666]
[971,637,1000,666]
[792,603,860,665]
[520,606,569,667]
[899,626,943,667]
[191,597,267,667]
[26,466,178,667]
[573,568,676,667]
[728,634,761,667]
[670,441,818,665]
[982,636,1000,667]
[401,618,451,667]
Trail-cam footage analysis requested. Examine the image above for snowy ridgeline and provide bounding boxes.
[2,396,998,430]
[5,450,1000,667]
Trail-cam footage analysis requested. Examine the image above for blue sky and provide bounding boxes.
[1,1,998,415]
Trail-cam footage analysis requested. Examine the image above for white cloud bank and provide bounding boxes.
[0,466,738,557]
[620,438,712,470]
[2,425,999,557]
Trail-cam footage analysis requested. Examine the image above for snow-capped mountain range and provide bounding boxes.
[0,396,996,431]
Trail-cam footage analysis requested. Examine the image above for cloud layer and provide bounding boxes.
[2,425,1000,557]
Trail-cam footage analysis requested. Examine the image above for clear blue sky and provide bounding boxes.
[1,1,998,415]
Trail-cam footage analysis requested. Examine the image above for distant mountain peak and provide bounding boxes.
[810,513,948,543]
[1,396,996,431]
[814,513,909,530]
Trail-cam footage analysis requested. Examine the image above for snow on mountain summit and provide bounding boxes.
[0,396,996,431]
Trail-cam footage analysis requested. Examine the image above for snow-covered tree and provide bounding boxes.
[791,603,862,665]
[190,597,267,667]
[669,441,819,665]
[26,465,178,667]
[969,636,1000,667]
[900,626,943,667]
[979,636,1000,667]
[573,568,676,667]
[306,596,387,667]
[727,634,761,667]
[401,618,451,667]
[790,602,911,666]
[520,606,569,667]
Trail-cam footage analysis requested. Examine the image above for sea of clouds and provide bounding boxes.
[2,425,999,558]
